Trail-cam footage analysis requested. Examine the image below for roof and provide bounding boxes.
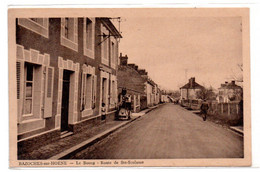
[219,82,242,90]
[180,82,204,90]
[99,17,122,38]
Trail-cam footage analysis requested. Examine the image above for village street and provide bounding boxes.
[70,103,243,159]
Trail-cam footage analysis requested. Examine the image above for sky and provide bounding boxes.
[118,16,243,91]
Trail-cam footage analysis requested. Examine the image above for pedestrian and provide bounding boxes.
[200,99,209,121]
[101,103,106,121]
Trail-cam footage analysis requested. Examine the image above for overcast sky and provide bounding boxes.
[118,16,243,91]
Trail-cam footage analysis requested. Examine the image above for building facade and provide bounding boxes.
[180,77,205,100]
[16,17,121,154]
[117,53,160,111]
[217,81,242,103]
[117,54,145,112]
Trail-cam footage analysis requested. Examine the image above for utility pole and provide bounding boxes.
[185,68,188,82]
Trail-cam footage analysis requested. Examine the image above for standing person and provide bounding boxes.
[101,103,106,121]
[200,100,209,121]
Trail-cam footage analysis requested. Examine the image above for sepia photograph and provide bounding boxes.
[8,8,251,167]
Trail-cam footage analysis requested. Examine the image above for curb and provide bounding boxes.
[48,107,157,160]
[49,116,140,160]
[182,106,244,137]
[48,105,159,160]
[229,127,244,136]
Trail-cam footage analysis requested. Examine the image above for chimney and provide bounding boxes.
[128,63,135,69]
[119,53,128,66]
[138,69,147,75]
[189,77,195,88]
[128,64,139,71]
[134,65,138,70]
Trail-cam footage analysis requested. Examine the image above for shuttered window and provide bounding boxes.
[24,63,34,114]
[47,68,53,97]
[16,62,21,99]
[44,67,54,118]
[81,73,93,110]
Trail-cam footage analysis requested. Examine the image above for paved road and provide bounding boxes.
[71,103,243,159]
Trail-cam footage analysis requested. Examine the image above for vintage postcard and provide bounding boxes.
[8,8,251,167]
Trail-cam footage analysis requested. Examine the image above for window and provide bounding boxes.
[18,18,49,38]
[82,74,92,110]
[110,75,117,107]
[64,18,75,41]
[64,18,69,39]
[101,24,109,65]
[86,18,93,50]
[24,63,34,114]
[111,41,116,68]
[103,36,108,61]
[81,71,97,117]
[30,18,44,26]
[61,18,78,52]
[83,18,95,58]
[111,80,116,104]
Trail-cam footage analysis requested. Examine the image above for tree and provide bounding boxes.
[229,63,243,83]
[196,86,216,100]
[167,90,181,99]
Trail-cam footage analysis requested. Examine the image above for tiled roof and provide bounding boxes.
[219,82,242,89]
[180,82,204,89]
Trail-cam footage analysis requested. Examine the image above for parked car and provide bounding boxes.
[115,94,132,120]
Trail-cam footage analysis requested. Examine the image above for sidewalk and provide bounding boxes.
[18,105,160,160]
[131,105,158,118]
[230,126,244,135]
[186,106,244,136]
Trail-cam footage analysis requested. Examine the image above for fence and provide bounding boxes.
[208,101,243,123]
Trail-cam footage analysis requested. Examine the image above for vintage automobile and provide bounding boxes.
[115,93,132,120]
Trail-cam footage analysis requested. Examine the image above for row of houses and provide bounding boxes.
[180,77,242,103]
[16,17,122,153]
[15,17,169,155]
[179,77,243,122]
[117,53,164,112]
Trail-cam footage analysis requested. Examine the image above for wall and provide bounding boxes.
[208,101,243,125]
[16,18,119,141]
[117,65,146,111]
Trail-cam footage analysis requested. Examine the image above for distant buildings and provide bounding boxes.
[117,53,161,112]
[180,77,205,100]
[217,81,242,103]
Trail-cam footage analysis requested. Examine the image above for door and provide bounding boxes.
[61,70,71,132]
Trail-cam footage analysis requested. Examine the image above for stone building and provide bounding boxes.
[180,77,205,100]
[117,53,160,111]
[15,17,121,155]
[217,81,242,103]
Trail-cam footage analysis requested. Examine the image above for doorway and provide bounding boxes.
[61,70,71,132]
